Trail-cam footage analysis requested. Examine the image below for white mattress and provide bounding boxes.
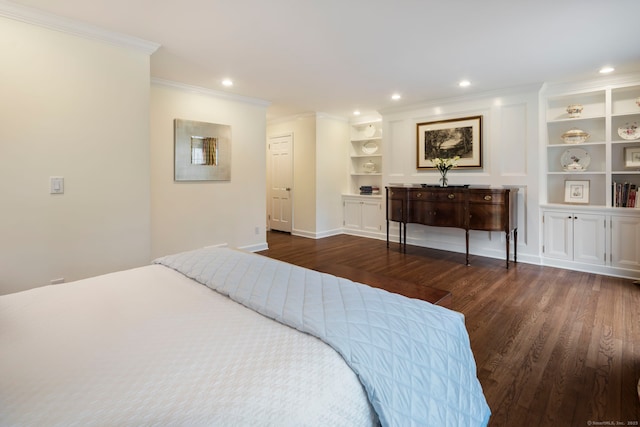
[0,265,377,426]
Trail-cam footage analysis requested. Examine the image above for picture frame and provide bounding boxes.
[624,146,640,168]
[416,115,482,169]
[174,119,231,181]
[564,180,590,204]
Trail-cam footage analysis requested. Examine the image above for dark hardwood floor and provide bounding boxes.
[258,231,640,426]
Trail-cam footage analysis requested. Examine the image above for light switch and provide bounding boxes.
[50,176,64,194]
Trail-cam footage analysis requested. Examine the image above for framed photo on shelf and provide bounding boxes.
[564,180,590,204]
[416,115,482,169]
[624,146,640,168]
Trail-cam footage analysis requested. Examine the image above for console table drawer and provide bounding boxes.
[408,189,464,201]
[387,189,405,199]
[468,191,505,204]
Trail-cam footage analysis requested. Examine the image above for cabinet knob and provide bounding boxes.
[417,192,422,198]
[448,193,455,199]
[484,195,492,201]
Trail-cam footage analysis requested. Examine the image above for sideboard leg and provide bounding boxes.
[465,229,470,266]
[386,220,389,248]
[403,223,407,253]
[505,230,510,269]
[514,228,518,264]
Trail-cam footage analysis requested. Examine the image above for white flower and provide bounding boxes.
[432,156,460,174]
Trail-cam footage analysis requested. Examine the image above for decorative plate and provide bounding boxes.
[618,122,640,140]
[363,124,376,138]
[362,141,378,154]
[561,148,590,171]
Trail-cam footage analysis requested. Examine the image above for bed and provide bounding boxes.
[0,247,490,426]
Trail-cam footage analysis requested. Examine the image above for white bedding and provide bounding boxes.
[0,265,378,426]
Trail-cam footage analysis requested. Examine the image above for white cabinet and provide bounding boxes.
[543,210,606,265]
[610,214,640,271]
[343,195,383,237]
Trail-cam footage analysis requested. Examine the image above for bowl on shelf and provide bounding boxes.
[566,104,583,118]
[561,128,590,144]
[362,160,377,173]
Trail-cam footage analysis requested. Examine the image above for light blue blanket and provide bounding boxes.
[154,247,490,427]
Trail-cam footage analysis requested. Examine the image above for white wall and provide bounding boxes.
[316,115,349,236]
[150,82,269,258]
[0,17,152,294]
[380,87,542,264]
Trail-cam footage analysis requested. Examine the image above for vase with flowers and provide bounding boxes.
[432,156,460,187]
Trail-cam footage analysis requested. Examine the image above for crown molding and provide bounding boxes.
[540,72,640,96]
[0,0,160,55]
[152,78,271,108]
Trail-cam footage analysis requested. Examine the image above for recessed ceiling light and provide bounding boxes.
[353,110,361,116]
[391,93,401,101]
[459,80,471,87]
[222,78,233,87]
[599,67,615,74]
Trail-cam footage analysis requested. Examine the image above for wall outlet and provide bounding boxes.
[50,278,65,285]
[255,226,260,235]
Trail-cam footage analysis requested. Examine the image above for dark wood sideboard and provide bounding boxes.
[386,185,518,268]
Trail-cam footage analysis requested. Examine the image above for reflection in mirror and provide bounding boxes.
[191,136,218,166]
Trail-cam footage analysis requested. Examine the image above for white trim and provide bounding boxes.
[291,228,343,239]
[379,83,543,116]
[240,242,269,252]
[0,0,160,54]
[541,257,639,281]
[152,78,271,108]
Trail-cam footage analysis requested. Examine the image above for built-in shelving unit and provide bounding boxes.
[541,79,640,278]
[342,118,384,238]
[348,119,382,196]
[543,82,640,207]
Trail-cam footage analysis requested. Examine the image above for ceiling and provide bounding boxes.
[6,0,640,120]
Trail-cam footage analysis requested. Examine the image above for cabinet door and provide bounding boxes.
[361,200,382,232]
[573,214,606,265]
[543,211,573,260]
[610,216,640,270]
[343,198,362,230]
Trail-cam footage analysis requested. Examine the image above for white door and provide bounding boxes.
[361,200,382,232]
[573,213,606,265]
[343,198,362,230]
[543,211,573,261]
[610,215,640,270]
[268,134,293,233]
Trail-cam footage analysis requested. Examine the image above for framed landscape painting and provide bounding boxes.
[416,115,482,169]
